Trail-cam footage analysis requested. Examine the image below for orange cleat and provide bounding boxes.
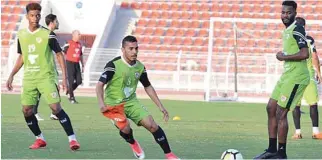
[292,133,303,139]
[29,139,47,149]
[130,140,145,159]
[69,140,80,151]
[312,132,322,139]
[165,152,180,160]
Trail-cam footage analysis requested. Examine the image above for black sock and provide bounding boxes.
[268,138,277,152]
[152,126,171,154]
[25,114,41,136]
[310,105,319,127]
[278,143,286,154]
[33,94,41,114]
[119,129,135,144]
[72,83,78,91]
[293,106,301,129]
[55,109,74,136]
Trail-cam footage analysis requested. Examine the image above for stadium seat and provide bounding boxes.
[150,3,159,10]
[124,0,322,71]
[181,3,190,11]
[8,0,17,5]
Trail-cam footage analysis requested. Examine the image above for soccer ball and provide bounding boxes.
[221,149,243,160]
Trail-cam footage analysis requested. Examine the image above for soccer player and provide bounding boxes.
[292,17,322,140]
[5,3,80,150]
[96,35,179,159]
[33,13,60,121]
[63,30,84,104]
[254,1,310,159]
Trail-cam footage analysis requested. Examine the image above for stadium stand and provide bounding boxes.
[119,1,322,73]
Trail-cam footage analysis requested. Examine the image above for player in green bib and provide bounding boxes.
[254,1,310,159]
[292,17,322,140]
[5,3,80,150]
[96,36,179,159]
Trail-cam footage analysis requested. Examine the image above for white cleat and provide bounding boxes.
[50,113,58,120]
[35,114,44,121]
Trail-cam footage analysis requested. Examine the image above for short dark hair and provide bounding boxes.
[282,1,297,11]
[122,35,138,48]
[45,14,57,26]
[296,17,305,26]
[26,2,42,13]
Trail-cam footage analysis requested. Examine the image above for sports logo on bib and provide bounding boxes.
[281,95,287,102]
[36,37,42,43]
[51,92,58,98]
[135,72,140,79]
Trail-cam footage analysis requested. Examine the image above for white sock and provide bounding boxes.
[68,134,76,142]
[313,127,319,134]
[36,133,45,141]
[295,129,301,134]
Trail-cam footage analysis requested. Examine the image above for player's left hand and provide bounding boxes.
[6,76,14,91]
[160,107,169,122]
[276,51,284,61]
[316,74,322,84]
[62,78,68,92]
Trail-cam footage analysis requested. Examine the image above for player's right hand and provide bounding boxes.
[6,76,13,91]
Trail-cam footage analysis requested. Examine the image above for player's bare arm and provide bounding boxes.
[276,47,309,61]
[140,68,169,122]
[49,31,68,91]
[96,81,108,113]
[56,52,68,90]
[80,56,84,72]
[6,54,24,91]
[144,85,169,122]
[96,61,115,113]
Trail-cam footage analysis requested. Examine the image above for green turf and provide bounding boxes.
[1,94,322,159]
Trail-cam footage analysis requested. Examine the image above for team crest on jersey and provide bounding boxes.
[281,95,287,102]
[135,72,140,79]
[36,37,42,43]
[51,92,58,98]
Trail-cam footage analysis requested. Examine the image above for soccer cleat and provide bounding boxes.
[69,140,80,151]
[269,151,287,159]
[312,132,322,139]
[29,139,46,149]
[69,97,78,104]
[35,114,44,121]
[253,149,277,159]
[50,113,58,120]
[130,140,145,159]
[292,133,303,139]
[165,152,180,160]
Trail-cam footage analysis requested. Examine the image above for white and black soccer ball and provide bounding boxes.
[221,149,243,160]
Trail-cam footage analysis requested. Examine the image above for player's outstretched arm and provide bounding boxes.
[6,54,24,91]
[96,81,108,113]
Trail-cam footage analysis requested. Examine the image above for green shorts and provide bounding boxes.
[124,98,150,125]
[298,79,319,106]
[21,79,60,106]
[271,80,308,109]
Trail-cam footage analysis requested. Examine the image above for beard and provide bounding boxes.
[282,16,295,27]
